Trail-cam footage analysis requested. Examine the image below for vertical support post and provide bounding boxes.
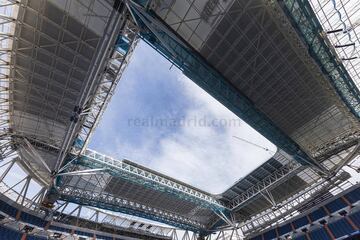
[324,224,336,240]
[323,206,331,216]
[341,196,353,207]
[345,216,359,231]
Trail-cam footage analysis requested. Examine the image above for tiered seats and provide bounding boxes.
[48,225,72,233]
[0,199,17,217]
[278,223,292,236]
[26,235,47,240]
[20,212,47,228]
[97,235,114,240]
[309,227,329,240]
[248,186,360,240]
[0,199,47,228]
[349,211,360,227]
[293,216,309,229]
[328,218,354,238]
[263,229,277,239]
[325,198,347,213]
[309,207,327,222]
[249,235,262,240]
[345,189,360,204]
[75,229,94,237]
[293,234,307,240]
[0,225,21,239]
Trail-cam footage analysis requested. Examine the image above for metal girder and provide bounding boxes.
[59,185,205,232]
[54,1,130,171]
[240,171,350,236]
[228,159,304,210]
[52,148,230,233]
[62,148,226,211]
[0,1,16,161]
[0,170,177,240]
[71,20,139,156]
[127,1,328,174]
[278,0,360,119]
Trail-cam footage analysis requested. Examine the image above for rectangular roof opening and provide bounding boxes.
[89,40,276,194]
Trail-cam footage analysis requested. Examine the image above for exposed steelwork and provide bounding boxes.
[0,0,359,239]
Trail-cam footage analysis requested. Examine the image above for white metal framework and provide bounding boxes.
[0,0,359,239]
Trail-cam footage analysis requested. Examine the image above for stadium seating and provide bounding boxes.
[249,186,360,240]
[325,198,347,213]
[308,227,329,240]
[0,225,22,239]
[345,189,360,204]
[309,207,327,222]
[20,211,47,228]
[349,211,360,227]
[293,234,307,240]
[278,223,292,236]
[328,218,354,238]
[293,216,309,229]
[26,235,47,240]
[48,225,72,233]
[0,199,17,217]
[75,229,94,237]
[263,229,277,239]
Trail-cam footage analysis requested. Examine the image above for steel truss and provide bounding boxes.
[228,142,359,210]
[0,1,18,162]
[71,20,139,156]
[59,185,205,232]
[54,1,137,171]
[278,0,360,118]
[128,0,328,175]
[239,171,351,236]
[0,1,358,239]
[308,0,360,92]
[72,149,224,209]
[229,159,304,210]
[0,158,196,240]
[55,148,228,232]
[0,159,48,213]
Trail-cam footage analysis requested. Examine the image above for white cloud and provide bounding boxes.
[91,41,277,193]
[116,73,276,194]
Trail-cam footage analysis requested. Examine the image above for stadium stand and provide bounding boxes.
[249,185,360,239]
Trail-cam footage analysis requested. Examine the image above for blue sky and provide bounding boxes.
[89,41,276,194]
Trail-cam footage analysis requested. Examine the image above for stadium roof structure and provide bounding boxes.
[0,0,359,239]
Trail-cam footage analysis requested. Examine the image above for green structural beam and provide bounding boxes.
[128,1,328,173]
[280,0,360,118]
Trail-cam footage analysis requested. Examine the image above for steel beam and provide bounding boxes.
[54,0,130,171]
[71,148,225,211]
[240,171,350,236]
[72,20,139,156]
[278,0,360,119]
[127,1,328,174]
[59,185,205,232]
[229,159,304,210]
